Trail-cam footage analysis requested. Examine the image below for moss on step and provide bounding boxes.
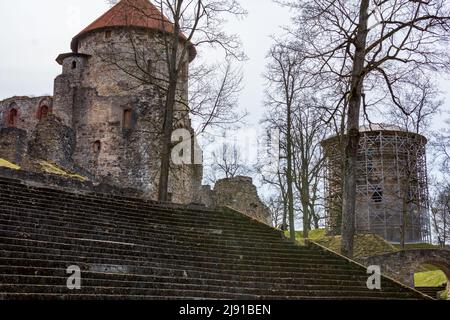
[288,229,398,259]
[0,158,20,170]
[393,243,438,250]
[414,270,447,287]
[38,161,87,181]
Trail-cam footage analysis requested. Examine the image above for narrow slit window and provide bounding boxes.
[8,108,18,127]
[123,109,132,130]
[93,140,101,154]
[105,30,112,39]
[72,61,77,69]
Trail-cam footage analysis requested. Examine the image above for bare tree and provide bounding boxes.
[262,43,329,239]
[264,45,307,241]
[189,60,247,133]
[103,0,247,201]
[385,81,441,248]
[277,0,450,257]
[291,100,328,237]
[433,115,450,178]
[430,184,450,247]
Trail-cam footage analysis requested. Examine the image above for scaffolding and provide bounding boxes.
[322,125,431,243]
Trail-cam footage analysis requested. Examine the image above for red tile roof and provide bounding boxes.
[71,0,196,61]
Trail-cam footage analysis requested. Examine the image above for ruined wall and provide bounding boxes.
[203,176,272,225]
[28,115,76,170]
[0,96,53,138]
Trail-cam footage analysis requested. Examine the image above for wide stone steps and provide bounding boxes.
[0,265,371,285]
[0,192,272,235]
[0,177,428,299]
[0,235,328,263]
[0,181,257,226]
[0,239,342,269]
[0,269,371,288]
[0,180,269,235]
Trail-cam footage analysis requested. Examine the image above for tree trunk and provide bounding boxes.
[286,104,295,241]
[302,201,309,239]
[158,78,177,202]
[341,0,370,258]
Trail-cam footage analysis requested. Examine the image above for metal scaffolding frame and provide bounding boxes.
[322,127,431,243]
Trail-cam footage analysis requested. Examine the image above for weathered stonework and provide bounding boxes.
[0,128,28,164]
[202,176,272,225]
[28,115,76,170]
[0,96,53,138]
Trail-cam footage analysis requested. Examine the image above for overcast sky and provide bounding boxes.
[0,0,289,124]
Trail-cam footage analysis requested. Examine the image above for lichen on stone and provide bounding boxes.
[38,160,87,181]
[0,158,21,170]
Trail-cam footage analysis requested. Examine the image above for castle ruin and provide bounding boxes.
[0,0,269,224]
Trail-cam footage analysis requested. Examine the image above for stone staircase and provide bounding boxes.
[415,285,447,299]
[0,176,428,300]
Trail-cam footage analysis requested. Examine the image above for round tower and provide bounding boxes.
[52,0,202,203]
[322,124,431,243]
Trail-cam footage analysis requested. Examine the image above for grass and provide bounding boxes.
[0,158,20,170]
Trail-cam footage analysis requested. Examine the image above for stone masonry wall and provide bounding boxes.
[0,96,53,138]
[0,128,28,164]
[203,176,272,225]
[51,28,200,203]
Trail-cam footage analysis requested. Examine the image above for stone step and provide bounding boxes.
[0,240,338,268]
[0,257,366,281]
[0,275,415,296]
[0,235,327,263]
[0,284,418,299]
[0,210,285,245]
[0,268,377,288]
[0,250,360,275]
[0,184,257,226]
[0,265,371,285]
[0,176,427,300]
[0,224,308,255]
[0,195,277,237]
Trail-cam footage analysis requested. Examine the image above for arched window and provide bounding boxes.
[123,109,132,130]
[72,61,77,69]
[8,108,18,127]
[93,140,101,154]
[38,105,49,120]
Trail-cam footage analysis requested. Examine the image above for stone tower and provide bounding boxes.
[52,0,202,203]
[322,124,431,243]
